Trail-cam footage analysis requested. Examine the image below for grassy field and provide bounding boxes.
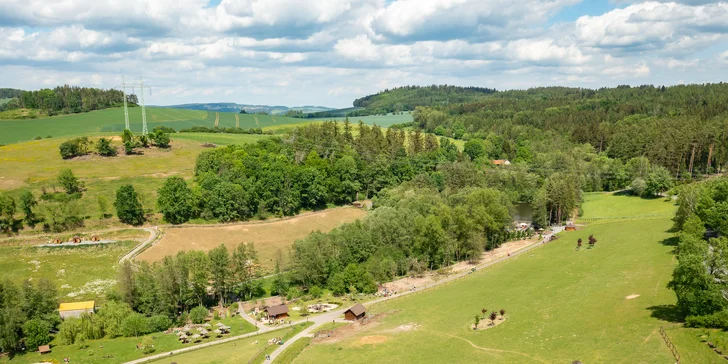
[0,241,137,300]
[290,195,682,363]
[309,113,413,127]
[136,207,367,272]
[0,107,306,145]
[578,192,677,224]
[150,322,313,364]
[3,316,257,364]
[171,132,269,146]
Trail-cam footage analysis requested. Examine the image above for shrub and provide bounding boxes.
[229,302,239,312]
[22,319,51,349]
[140,336,155,354]
[189,306,209,324]
[685,310,728,329]
[153,125,176,134]
[33,136,42,140]
[309,286,323,299]
[96,138,117,157]
[59,137,91,159]
[58,169,83,194]
[121,313,150,337]
[147,315,173,332]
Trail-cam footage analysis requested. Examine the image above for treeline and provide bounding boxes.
[353,85,497,114]
[413,84,728,178]
[2,85,137,116]
[117,243,262,316]
[290,186,517,294]
[0,88,23,99]
[669,178,728,329]
[0,279,59,354]
[179,126,266,135]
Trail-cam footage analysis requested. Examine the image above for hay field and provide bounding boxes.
[136,207,367,271]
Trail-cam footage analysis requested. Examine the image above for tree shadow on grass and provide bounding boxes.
[661,236,679,247]
[647,304,682,323]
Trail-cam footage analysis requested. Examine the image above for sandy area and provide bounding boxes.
[136,207,367,271]
[382,238,538,293]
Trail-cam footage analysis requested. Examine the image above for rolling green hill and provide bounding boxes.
[0,107,305,144]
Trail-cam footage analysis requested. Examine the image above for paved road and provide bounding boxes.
[122,226,564,364]
[119,227,159,263]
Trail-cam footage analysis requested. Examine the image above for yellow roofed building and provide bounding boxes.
[59,301,95,319]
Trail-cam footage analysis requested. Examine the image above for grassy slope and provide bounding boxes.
[4,317,257,364]
[578,192,677,222]
[151,322,313,364]
[293,195,683,363]
[172,133,268,146]
[0,241,136,300]
[308,113,413,127]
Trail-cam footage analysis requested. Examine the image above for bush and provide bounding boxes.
[685,310,728,329]
[59,137,91,159]
[229,302,239,312]
[96,138,117,157]
[121,313,150,337]
[33,136,42,140]
[22,318,51,349]
[153,125,176,134]
[189,306,209,324]
[309,286,323,299]
[58,169,83,194]
[140,336,155,354]
[147,315,173,332]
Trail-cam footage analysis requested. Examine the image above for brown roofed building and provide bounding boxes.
[344,303,366,321]
[264,304,289,319]
[492,159,511,166]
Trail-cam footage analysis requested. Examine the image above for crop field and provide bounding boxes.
[3,316,257,364]
[0,107,305,145]
[309,113,413,127]
[289,195,682,363]
[0,241,137,300]
[136,207,367,272]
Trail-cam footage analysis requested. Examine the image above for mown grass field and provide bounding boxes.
[3,316,257,364]
[151,322,313,364]
[289,195,685,363]
[309,113,413,127]
[172,132,268,146]
[578,192,677,224]
[0,241,137,300]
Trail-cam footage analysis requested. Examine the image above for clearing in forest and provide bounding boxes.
[291,195,681,363]
[136,207,367,271]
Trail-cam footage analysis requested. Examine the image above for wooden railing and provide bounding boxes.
[659,327,680,363]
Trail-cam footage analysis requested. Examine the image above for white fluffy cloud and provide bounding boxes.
[0,0,727,106]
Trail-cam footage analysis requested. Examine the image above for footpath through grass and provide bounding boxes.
[292,195,681,363]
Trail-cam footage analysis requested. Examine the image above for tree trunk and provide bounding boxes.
[707,143,714,174]
[689,144,696,175]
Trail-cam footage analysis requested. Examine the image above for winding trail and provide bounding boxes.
[119,227,159,263]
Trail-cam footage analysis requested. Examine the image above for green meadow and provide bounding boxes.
[287,194,697,363]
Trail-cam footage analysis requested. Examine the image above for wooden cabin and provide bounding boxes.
[264,304,289,319]
[344,303,366,321]
[59,301,95,319]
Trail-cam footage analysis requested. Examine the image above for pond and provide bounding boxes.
[513,203,533,222]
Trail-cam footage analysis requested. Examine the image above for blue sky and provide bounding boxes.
[0,0,727,107]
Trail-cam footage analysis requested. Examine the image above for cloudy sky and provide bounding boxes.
[1,0,727,107]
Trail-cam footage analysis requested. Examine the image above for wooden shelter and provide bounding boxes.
[91,235,100,242]
[264,304,289,319]
[38,345,51,354]
[59,301,95,319]
[344,303,366,321]
[52,238,62,244]
[565,224,577,231]
[71,236,82,243]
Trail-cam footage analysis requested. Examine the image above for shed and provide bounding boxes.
[492,159,511,166]
[59,301,95,319]
[565,224,577,231]
[264,304,289,319]
[344,303,366,321]
[71,236,81,243]
[38,345,51,354]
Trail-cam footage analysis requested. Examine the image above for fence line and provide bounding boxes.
[659,327,680,363]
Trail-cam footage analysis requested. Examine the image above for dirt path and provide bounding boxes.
[119,227,159,263]
[436,332,548,363]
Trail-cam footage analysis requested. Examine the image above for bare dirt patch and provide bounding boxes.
[382,238,538,293]
[472,316,508,331]
[136,207,367,271]
[0,177,23,190]
[359,335,387,345]
[626,294,640,300]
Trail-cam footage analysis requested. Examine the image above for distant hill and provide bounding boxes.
[351,85,497,116]
[164,102,335,115]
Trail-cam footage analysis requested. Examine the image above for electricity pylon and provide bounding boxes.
[117,76,152,134]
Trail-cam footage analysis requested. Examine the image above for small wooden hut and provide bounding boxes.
[344,304,366,321]
[264,304,289,319]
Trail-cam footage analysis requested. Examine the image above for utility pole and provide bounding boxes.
[122,76,130,131]
[140,76,148,135]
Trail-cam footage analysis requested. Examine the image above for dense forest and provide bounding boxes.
[0,88,23,99]
[350,85,497,116]
[0,85,136,115]
[411,84,728,179]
